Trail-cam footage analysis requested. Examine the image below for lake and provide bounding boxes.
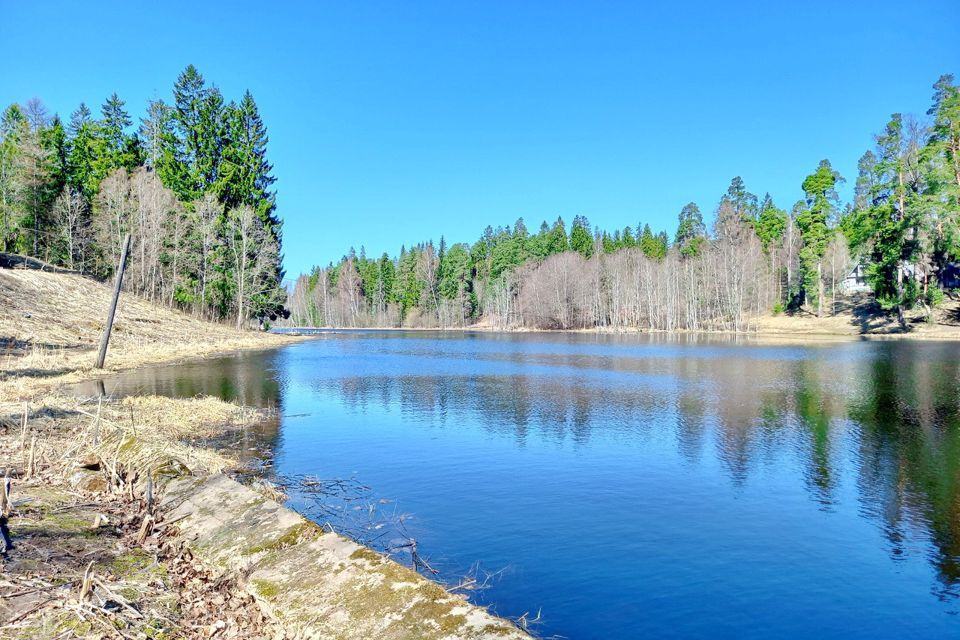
[76,331,960,639]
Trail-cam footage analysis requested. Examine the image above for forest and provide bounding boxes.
[3,71,957,333]
[0,65,285,328]
[288,74,960,331]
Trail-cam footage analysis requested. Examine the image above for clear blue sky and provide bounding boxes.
[2,1,957,278]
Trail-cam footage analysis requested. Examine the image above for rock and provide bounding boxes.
[76,453,101,470]
[70,471,108,493]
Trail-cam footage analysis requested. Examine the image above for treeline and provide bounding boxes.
[289,73,959,331]
[0,65,285,327]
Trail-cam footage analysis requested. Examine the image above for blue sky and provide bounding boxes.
[2,1,957,278]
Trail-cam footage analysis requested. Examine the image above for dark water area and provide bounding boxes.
[74,332,960,639]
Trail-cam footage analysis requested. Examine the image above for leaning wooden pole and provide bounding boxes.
[95,233,131,369]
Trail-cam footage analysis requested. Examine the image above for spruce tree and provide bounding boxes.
[755,195,787,252]
[101,93,131,151]
[640,224,659,258]
[570,215,593,258]
[0,105,27,250]
[95,93,140,179]
[547,216,569,254]
[139,99,173,170]
[68,103,91,136]
[166,64,209,200]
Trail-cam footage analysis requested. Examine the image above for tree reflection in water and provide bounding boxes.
[78,334,960,603]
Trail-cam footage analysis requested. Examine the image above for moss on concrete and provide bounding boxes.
[243,521,323,556]
[164,474,531,639]
[348,546,381,563]
[251,579,280,599]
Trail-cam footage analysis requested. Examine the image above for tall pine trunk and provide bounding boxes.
[817,261,824,318]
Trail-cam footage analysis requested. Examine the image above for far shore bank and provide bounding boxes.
[274,318,960,343]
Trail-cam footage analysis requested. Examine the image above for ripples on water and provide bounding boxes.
[76,332,960,639]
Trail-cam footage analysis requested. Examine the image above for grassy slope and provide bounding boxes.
[0,268,298,402]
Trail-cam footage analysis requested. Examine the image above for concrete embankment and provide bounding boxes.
[162,473,531,639]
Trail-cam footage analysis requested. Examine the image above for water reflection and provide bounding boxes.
[849,350,960,598]
[307,335,960,601]
[78,333,960,632]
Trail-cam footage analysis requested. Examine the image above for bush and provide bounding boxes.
[926,286,945,308]
[772,302,785,316]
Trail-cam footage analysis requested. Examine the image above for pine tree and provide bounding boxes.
[675,202,705,257]
[798,159,844,318]
[923,74,960,277]
[848,115,923,325]
[723,176,759,224]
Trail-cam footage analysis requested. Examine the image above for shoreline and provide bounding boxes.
[275,321,960,342]
[1,269,531,638]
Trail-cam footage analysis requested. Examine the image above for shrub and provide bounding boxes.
[926,286,945,308]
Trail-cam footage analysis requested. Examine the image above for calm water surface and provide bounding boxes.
[78,332,960,639]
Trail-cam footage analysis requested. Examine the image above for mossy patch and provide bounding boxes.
[46,511,95,531]
[108,549,162,581]
[348,546,381,563]
[242,521,322,556]
[483,623,524,636]
[251,579,280,599]
[19,509,101,538]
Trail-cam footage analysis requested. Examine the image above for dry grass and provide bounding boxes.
[0,268,298,637]
[0,394,267,481]
[754,294,960,339]
[0,268,301,402]
[0,393,281,639]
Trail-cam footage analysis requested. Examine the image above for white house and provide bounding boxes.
[839,263,871,294]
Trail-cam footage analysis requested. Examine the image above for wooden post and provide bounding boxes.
[95,233,131,369]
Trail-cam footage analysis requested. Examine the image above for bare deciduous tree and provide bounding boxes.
[52,186,87,270]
